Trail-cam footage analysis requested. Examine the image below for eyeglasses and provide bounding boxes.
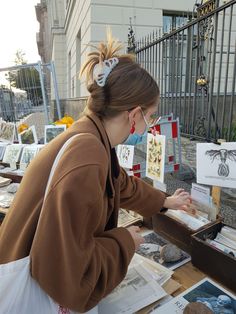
[141,109,161,127]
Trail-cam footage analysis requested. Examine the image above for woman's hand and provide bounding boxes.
[126,226,144,250]
[163,188,193,213]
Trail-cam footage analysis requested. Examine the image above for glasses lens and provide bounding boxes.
[149,112,160,126]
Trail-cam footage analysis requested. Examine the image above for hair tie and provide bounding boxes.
[93,57,119,87]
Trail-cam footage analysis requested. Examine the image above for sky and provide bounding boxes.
[0,0,40,69]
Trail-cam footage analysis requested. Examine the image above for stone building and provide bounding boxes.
[35,0,197,117]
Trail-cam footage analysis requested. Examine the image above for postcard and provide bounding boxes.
[155,278,236,313]
[197,142,236,188]
[0,121,15,143]
[117,144,134,168]
[146,133,166,182]
[44,125,66,144]
[0,143,8,161]
[2,144,23,167]
[137,231,190,270]
[18,125,38,145]
[19,145,39,170]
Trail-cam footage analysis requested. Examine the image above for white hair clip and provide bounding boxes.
[93,57,119,87]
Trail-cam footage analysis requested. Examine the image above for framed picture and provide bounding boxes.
[44,125,66,144]
[18,125,38,145]
[2,144,23,167]
[0,121,15,143]
[19,145,39,170]
[146,133,166,183]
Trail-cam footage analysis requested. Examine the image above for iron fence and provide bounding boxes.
[0,62,61,138]
[134,0,236,142]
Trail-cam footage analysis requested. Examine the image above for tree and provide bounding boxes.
[6,50,43,106]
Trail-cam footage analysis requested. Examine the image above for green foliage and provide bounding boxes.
[6,50,42,104]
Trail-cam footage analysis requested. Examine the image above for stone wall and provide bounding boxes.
[51,97,87,120]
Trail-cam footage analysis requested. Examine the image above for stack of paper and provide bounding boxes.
[118,208,143,228]
[207,226,236,258]
[165,209,210,231]
[0,176,12,187]
[99,254,169,314]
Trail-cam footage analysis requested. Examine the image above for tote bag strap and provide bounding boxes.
[30,133,83,253]
[43,133,81,201]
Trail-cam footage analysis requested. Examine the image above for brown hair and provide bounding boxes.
[80,31,159,118]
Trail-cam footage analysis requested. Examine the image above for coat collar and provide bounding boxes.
[85,112,120,198]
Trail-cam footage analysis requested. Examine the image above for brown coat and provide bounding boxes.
[0,113,166,312]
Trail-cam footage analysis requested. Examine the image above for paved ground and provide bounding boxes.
[135,137,236,228]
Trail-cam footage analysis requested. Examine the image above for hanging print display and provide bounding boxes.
[146,133,166,183]
[197,142,236,188]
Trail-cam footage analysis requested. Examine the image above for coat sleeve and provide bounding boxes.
[30,165,135,312]
[119,168,166,217]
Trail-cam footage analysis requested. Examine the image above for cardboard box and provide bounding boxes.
[191,221,236,293]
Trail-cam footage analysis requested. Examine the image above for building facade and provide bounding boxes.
[36,0,197,102]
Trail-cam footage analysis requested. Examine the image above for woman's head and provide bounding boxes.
[80,31,160,119]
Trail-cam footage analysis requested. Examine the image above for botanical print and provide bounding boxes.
[0,121,15,143]
[44,125,66,144]
[197,143,236,188]
[146,133,165,182]
[18,126,38,145]
[205,148,236,177]
[117,144,134,168]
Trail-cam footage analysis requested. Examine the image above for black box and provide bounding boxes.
[191,221,236,293]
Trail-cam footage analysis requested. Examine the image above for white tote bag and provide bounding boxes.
[0,135,98,314]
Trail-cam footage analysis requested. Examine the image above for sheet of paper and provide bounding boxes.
[197,142,236,188]
[99,262,167,314]
[191,183,210,205]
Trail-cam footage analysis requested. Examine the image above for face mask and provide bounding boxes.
[123,127,148,146]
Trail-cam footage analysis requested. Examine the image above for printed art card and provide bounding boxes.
[137,231,190,271]
[0,143,9,161]
[0,121,15,143]
[197,142,236,188]
[19,145,39,170]
[156,278,236,313]
[146,133,166,183]
[2,144,23,168]
[44,125,66,144]
[18,125,38,145]
[117,144,134,169]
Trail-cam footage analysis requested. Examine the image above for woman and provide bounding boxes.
[0,34,191,312]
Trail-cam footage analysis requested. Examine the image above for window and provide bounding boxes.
[163,11,196,33]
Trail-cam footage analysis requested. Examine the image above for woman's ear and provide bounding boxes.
[128,106,141,124]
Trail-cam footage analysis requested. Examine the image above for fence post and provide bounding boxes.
[37,61,50,124]
[50,61,62,120]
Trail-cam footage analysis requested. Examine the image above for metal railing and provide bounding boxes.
[0,62,61,124]
[134,0,236,142]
